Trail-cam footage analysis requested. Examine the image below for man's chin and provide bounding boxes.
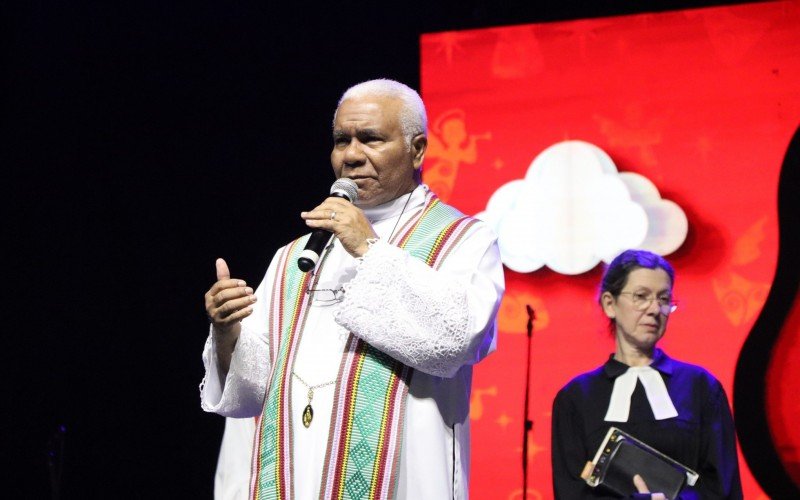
[355,193,388,208]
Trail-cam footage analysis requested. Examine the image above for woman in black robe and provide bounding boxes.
[551,250,743,499]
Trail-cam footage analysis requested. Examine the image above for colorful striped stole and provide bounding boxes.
[253,191,477,500]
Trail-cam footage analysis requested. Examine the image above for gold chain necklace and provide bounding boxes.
[292,371,336,428]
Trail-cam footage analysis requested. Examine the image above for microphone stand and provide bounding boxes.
[522,305,535,500]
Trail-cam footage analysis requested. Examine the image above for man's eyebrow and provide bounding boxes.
[333,128,383,139]
[356,128,382,136]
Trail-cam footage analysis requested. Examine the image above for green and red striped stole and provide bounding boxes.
[253,190,477,500]
[252,236,314,500]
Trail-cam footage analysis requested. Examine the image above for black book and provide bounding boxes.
[585,427,700,500]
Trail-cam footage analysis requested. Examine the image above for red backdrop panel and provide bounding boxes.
[421,1,800,498]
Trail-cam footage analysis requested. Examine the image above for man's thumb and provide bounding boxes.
[216,258,231,281]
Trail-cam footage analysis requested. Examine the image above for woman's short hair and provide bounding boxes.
[599,249,675,301]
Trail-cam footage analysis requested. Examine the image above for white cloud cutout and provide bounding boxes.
[476,140,688,274]
[618,173,688,256]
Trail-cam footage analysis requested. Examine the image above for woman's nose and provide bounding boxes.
[645,298,661,315]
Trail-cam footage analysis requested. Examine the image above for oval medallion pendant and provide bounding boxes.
[302,404,313,428]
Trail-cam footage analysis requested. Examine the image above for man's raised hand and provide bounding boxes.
[204,258,256,335]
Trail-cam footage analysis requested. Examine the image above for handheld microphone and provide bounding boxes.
[297,178,359,272]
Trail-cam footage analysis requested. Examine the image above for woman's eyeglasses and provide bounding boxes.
[618,291,678,314]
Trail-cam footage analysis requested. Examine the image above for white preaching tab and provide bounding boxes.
[604,366,678,422]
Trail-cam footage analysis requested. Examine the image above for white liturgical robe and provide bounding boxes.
[201,184,504,499]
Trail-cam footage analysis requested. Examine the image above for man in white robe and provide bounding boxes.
[201,79,504,499]
[215,417,257,500]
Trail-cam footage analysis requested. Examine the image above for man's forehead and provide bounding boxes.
[334,96,401,130]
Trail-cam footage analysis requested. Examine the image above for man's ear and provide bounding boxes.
[411,134,427,169]
[601,291,616,319]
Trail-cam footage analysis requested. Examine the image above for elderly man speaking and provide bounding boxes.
[201,78,504,499]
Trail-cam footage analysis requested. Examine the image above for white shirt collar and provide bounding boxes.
[361,184,427,224]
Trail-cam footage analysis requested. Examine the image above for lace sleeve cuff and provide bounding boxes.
[199,326,269,417]
[335,239,473,378]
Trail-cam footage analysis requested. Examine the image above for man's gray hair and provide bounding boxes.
[334,79,428,147]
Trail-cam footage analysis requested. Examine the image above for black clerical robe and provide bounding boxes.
[551,349,743,499]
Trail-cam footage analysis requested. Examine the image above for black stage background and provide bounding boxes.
[5,1,754,497]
